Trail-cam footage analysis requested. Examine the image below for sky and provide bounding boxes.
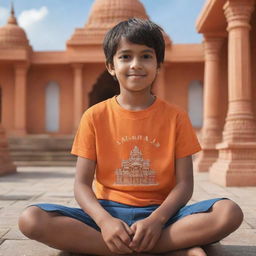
[0,0,206,51]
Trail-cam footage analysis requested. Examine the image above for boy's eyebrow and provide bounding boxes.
[117,49,155,54]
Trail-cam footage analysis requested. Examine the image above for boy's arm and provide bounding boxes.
[74,156,110,225]
[130,155,193,252]
[74,156,134,254]
[150,155,194,223]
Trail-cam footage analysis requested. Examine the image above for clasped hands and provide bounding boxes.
[100,215,163,254]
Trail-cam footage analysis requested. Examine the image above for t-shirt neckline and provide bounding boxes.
[110,95,161,119]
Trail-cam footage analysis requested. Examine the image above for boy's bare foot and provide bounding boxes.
[115,254,158,256]
[165,246,207,256]
[108,247,206,256]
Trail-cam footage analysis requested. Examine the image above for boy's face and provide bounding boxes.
[106,37,159,94]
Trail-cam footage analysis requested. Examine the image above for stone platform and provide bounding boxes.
[0,167,255,256]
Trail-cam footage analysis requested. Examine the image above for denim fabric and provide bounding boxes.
[33,198,226,232]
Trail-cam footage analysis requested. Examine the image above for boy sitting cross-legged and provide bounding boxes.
[19,18,243,256]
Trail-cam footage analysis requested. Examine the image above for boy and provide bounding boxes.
[19,18,243,256]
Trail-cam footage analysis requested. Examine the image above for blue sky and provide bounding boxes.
[0,0,206,51]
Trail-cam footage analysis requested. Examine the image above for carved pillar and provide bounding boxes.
[209,0,256,186]
[72,64,83,131]
[194,36,224,172]
[14,64,28,136]
[0,125,16,176]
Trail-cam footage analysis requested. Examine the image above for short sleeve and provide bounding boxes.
[175,111,201,159]
[71,112,96,161]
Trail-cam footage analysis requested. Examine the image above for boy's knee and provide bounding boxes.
[19,206,47,239]
[214,199,243,230]
[227,200,244,227]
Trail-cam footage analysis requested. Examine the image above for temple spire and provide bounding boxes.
[7,2,18,25]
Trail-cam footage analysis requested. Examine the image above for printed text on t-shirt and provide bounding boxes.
[116,135,160,148]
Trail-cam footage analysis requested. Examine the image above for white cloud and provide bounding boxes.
[0,7,9,26]
[18,6,48,29]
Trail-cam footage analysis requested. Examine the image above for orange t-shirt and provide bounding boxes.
[71,96,201,206]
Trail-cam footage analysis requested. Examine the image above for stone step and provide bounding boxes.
[13,160,76,166]
[8,135,76,166]
[10,151,76,161]
[8,135,74,150]
[10,151,74,156]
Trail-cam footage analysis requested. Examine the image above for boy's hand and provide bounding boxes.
[99,216,134,254]
[129,215,163,253]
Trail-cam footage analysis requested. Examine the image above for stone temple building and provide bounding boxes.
[0,0,256,186]
[115,146,157,186]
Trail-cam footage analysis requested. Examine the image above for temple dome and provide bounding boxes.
[0,6,30,49]
[67,0,172,47]
[87,0,148,26]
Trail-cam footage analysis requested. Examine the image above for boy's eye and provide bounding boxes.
[142,54,152,59]
[119,55,130,60]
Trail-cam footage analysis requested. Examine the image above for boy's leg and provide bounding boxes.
[19,206,115,255]
[18,207,205,256]
[149,199,243,254]
[19,199,243,256]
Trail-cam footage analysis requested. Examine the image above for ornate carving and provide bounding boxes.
[115,146,157,186]
[223,118,256,142]
[219,148,256,161]
[68,0,172,46]
[0,125,16,176]
[224,118,256,131]
[203,36,224,61]
[224,0,254,30]
[0,5,30,49]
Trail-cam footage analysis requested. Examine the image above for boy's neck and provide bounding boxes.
[116,91,156,111]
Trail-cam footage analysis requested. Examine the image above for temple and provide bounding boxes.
[115,146,157,186]
[195,0,256,186]
[0,0,255,186]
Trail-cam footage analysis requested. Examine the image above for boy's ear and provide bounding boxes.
[105,61,116,77]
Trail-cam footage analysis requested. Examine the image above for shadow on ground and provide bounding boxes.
[205,243,256,256]
[56,243,256,256]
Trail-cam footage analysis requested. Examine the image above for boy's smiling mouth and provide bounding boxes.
[127,73,146,77]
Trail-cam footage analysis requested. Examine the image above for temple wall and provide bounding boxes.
[164,63,204,111]
[0,65,15,131]
[27,65,73,134]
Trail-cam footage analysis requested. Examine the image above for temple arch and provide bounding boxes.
[45,81,60,132]
[89,70,120,107]
[188,80,203,127]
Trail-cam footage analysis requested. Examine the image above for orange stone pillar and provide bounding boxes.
[14,64,28,136]
[194,36,223,172]
[209,0,256,186]
[0,125,16,175]
[72,64,83,131]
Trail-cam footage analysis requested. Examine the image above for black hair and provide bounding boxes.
[103,18,165,66]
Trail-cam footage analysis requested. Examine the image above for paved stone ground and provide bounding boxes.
[0,166,255,256]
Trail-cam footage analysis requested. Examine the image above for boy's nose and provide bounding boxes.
[130,58,142,69]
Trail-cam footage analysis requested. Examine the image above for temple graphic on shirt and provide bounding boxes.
[115,146,157,185]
